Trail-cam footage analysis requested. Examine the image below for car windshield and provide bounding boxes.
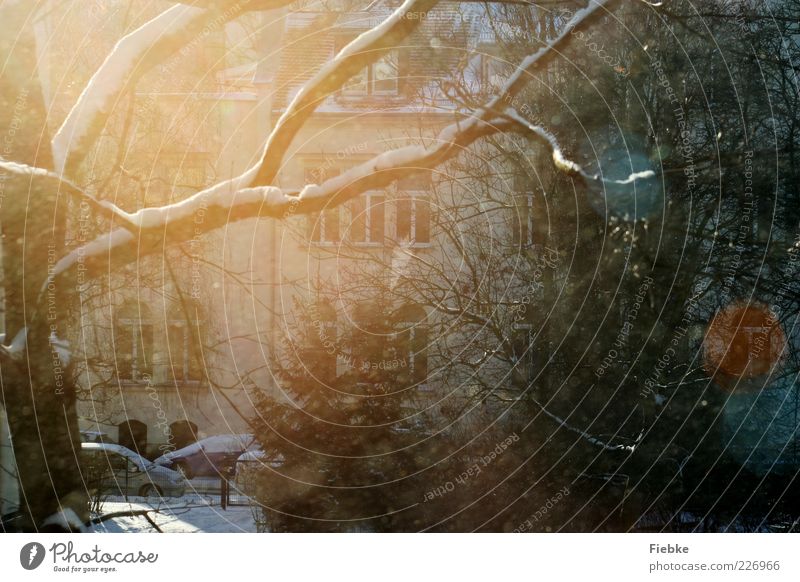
[115,448,153,470]
[133,455,155,470]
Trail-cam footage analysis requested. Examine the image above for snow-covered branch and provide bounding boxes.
[500,108,656,186]
[528,396,639,453]
[253,0,441,185]
[0,328,28,363]
[0,160,129,223]
[470,0,624,130]
[42,112,510,287]
[42,0,641,309]
[51,0,291,178]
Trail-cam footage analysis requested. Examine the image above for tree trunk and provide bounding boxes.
[0,2,88,531]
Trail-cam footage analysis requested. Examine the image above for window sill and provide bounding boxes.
[351,241,384,248]
[117,379,203,388]
[335,93,405,104]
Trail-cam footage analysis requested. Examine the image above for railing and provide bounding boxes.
[221,459,260,508]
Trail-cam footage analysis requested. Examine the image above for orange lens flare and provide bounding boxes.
[703,302,786,391]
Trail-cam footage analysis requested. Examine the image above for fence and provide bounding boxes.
[221,458,261,508]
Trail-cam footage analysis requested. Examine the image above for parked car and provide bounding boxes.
[82,442,187,498]
[154,434,258,479]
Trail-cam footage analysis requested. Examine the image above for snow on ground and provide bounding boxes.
[90,494,257,533]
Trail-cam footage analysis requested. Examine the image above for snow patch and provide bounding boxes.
[91,498,256,533]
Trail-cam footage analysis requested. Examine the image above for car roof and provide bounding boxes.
[81,442,139,458]
[236,450,264,462]
[159,433,255,459]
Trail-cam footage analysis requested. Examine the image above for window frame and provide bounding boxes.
[370,50,400,96]
[511,191,535,248]
[167,320,203,384]
[510,326,535,384]
[349,192,386,246]
[479,52,506,91]
[396,173,432,247]
[306,166,342,245]
[336,34,401,97]
[396,195,431,247]
[115,317,154,383]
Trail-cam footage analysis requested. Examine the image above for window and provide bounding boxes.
[306,167,341,244]
[511,175,542,248]
[310,207,340,243]
[117,420,148,456]
[343,60,369,95]
[336,36,400,96]
[510,301,536,384]
[115,303,153,382]
[396,198,430,244]
[511,192,534,248]
[169,420,198,451]
[396,174,431,245]
[107,452,130,473]
[372,51,399,95]
[349,193,385,244]
[510,329,535,384]
[479,53,505,90]
[167,320,203,383]
[393,304,429,386]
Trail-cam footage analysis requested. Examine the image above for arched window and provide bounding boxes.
[393,304,429,386]
[114,302,153,382]
[169,420,198,451]
[117,419,147,456]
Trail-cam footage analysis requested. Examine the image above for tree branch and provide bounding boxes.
[51,0,292,178]
[42,0,643,318]
[254,0,441,185]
